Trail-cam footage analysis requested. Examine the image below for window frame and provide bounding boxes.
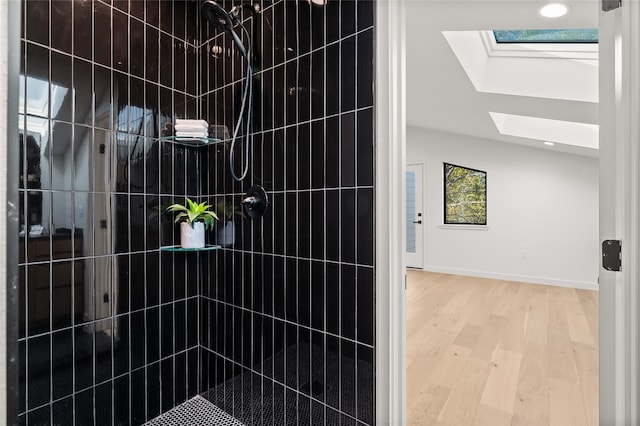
[443,162,487,226]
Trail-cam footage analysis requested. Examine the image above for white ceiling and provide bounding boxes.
[406,0,599,157]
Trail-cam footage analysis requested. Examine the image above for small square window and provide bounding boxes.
[444,163,487,225]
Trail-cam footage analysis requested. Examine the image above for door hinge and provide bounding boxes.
[603,0,621,12]
[602,240,622,271]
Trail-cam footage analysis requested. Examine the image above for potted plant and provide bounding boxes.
[214,199,244,247]
[166,198,219,248]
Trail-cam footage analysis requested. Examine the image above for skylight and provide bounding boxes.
[493,29,598,44]
[489,112,598,150]
[442,31,598,103]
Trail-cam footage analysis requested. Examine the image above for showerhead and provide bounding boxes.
[202,1,234,31]
[202,0,249,59]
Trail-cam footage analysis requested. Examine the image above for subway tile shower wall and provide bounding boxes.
[16,0,375,425]
[18,1,202,424]
[199,1,376,425]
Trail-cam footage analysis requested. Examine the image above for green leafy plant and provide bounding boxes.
[166,198,219,230]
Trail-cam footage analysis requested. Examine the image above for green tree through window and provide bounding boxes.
[444,163,487,225]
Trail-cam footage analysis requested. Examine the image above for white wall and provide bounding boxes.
[408,126,599,290]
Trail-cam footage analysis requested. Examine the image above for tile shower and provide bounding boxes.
[14,0,375,425]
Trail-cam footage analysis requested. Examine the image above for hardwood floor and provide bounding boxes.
[406,271,598,426]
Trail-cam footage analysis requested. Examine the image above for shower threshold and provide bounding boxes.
[145,396,244,426]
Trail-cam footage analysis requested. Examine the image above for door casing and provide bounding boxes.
[599,4,640,424]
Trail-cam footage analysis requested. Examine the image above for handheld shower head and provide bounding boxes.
[202,1,234,31]
[202,0,259,182]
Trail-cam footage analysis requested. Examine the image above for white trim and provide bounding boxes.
[376,0,406,424]
[619,2,640,421]
[0,0,8,421]
[598,8,618,423]
[423,266,598,291]
[599,3,640,424]
[0,1,18,424]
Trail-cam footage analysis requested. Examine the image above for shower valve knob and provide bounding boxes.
[242,185,268,220]
[241,196,259,209]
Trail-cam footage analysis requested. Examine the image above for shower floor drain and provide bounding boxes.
[145,396,244,426]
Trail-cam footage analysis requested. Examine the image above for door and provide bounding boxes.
[599,3,640,424]
[406,163,423,269]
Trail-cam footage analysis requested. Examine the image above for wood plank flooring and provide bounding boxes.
[406,271,598,426]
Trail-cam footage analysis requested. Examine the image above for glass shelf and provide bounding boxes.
[160,244,222,252]
[160,136,222,147]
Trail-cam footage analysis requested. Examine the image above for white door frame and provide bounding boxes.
[599,3,640,424]
[0,0,21,424]
[0,3,8,421]
[375,0,407,424]
[376,0,640,424]
[405,163,424,269]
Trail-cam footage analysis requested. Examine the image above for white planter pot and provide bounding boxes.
[180,221,205,248]
[216,220,235,247]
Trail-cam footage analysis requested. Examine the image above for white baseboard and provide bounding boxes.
[423,266,599,291]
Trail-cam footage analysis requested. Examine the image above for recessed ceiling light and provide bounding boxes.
[309,0,327,5]
[544,141,555,146]
[539,3,569,18]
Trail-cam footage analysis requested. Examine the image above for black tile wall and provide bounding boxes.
[14,0,376,425]
[18,1,202,424]
[199,1,376,425]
